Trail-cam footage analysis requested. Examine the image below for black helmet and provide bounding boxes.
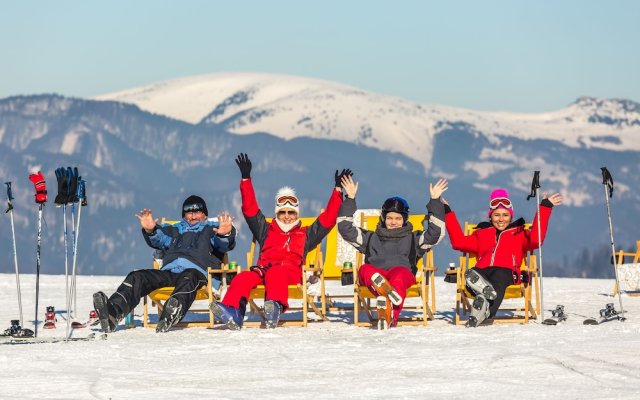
[381,196,409,225]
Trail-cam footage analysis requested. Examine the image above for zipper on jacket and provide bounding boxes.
[490,227,516,266]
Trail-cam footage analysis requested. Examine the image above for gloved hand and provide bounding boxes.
[334,168,353,188]
[67,167,79,203]
[28,171,48,204]
[235,153,252,179]
[54,167,68,205]
[250,265,269,280]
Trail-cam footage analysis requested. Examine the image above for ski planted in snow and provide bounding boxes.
[0,331,107,345]
[542,304,567,325]
[583,303,626,325]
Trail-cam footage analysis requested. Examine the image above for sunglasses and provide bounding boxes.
[277,210,297,216]
[276,195,299,207]
[489,197,512,210]
[183,203,204,212]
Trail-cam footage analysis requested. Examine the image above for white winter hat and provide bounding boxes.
[274,186,300,215]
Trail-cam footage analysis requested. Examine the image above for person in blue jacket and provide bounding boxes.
[93,195,236,333]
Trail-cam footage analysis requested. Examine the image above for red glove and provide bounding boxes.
[28,171,48,204]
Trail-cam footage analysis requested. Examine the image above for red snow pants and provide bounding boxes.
[222,264,301,311]
[358,263,416,325]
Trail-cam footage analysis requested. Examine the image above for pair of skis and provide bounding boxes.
[1,332,107,345]
[542,303,626,326]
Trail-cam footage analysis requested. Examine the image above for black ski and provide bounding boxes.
[583,303,626,325]
[542,305,567,325]
[0,332,107,345]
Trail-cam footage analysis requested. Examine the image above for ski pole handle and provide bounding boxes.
[77,179,85,201]
[601,167,614,198]
[5,181,14,200]
[526,171,540,201]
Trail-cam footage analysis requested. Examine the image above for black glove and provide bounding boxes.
[54,167,68,205]
[334,168,353,188]
[66,167,79,203]
[235,153,252,179]
[250,265,269,280]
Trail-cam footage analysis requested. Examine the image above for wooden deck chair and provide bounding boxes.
[243,216,326,328]
[613,240,640,297]
[352,213,437,327]
[142,217,237,329]
[454,221,539,325]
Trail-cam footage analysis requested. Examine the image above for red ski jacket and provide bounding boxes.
[240,179,342,279]
[445,204,552,276]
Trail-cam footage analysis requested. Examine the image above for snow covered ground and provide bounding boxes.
[1,273,640,399]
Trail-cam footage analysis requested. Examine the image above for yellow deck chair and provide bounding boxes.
[142,217,237,329]
[454,221,539,325]
[352,213,437,327]
[613,240,640,297]
[319,224,357,316]
[243,216,326,328]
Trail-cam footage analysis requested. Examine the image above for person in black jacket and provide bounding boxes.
[337,175,447,329]
[93,195,236,333]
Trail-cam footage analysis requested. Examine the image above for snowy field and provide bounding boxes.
[1,273,640,399]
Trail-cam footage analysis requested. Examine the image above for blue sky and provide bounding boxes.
[1,0,638,112]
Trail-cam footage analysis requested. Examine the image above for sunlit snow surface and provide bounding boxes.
[1,273,640,399]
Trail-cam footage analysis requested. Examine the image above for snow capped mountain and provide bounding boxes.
[96,73,640,172]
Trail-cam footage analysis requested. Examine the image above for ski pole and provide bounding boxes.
[527,171,545,322]
[64,203,72,339]
[601,167,625,318]
[5,182,24,327]
[29,171,48,337]
[68,180,85,339]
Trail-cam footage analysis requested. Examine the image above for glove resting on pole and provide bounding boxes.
[29,171,47,204]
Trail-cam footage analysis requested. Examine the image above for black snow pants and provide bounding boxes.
[474,267,515,318]
[109,268,207,316]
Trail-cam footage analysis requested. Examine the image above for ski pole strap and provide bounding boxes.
[77,179,85,200]
[526,171,540,201]
[601,167,614,198]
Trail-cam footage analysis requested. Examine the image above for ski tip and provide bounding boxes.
[542,319,558,326]
[583,319,598,325]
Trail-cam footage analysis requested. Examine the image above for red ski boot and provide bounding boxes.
[43,306,56,329]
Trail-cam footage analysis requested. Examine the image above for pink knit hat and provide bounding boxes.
[488,188,514,218]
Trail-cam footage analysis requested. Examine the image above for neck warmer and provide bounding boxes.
[375,221,414,240]
[276,218,300,233]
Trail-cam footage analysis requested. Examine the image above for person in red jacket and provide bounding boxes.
[444,187,563,327]
[210,153,349,329]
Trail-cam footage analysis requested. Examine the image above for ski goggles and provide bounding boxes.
[276,195,299,208]
[183,203,205,213]
[489,197,512,210]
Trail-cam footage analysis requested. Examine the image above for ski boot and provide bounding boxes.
[376,296,392,330]
[156,297,183,333]
[93,291,122,333]
[263,300,282,329]
[464,269,497,300]
[370,273,402,306]
[210,302,244,330]
[2,320,34,338]
[43,306,57,329]
[466,294,490,328]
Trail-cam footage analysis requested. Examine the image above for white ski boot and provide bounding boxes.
[464,269,497,300]
[467,294,490,327]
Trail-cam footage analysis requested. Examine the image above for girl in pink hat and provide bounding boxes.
[443,187,563,327]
